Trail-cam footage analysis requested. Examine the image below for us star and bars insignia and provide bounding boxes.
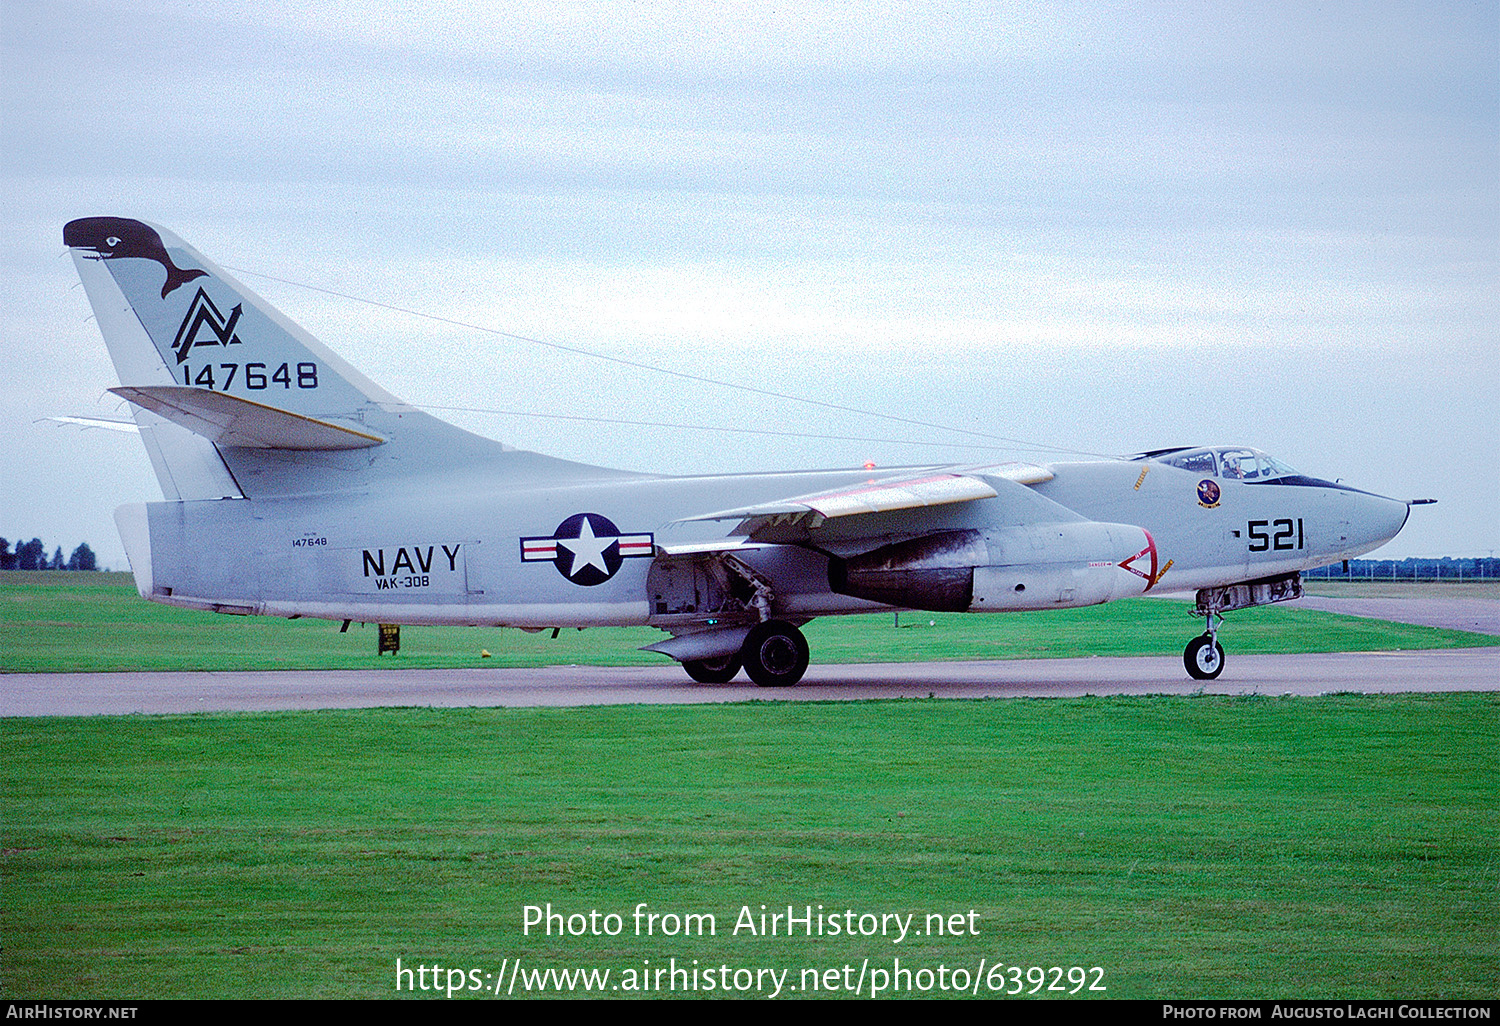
[520,513,654,586]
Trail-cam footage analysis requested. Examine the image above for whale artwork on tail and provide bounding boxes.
[65,217,209,298]
[64,217,1423,684]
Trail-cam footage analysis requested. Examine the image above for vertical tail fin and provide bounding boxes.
[65,217,517,498]
[65,217,401,414]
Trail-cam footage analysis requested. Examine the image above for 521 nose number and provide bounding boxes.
[181,362,318,390]
[1247,518,1304,552]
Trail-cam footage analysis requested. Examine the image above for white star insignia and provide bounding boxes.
[557,516,614,579]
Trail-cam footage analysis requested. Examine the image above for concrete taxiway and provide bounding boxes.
[3,647,1496,716]
[1294,594,1499,635]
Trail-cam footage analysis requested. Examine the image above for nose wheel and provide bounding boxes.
[1184,612,1225,680]
[1183,573,1306,682]
[1184,634,1225,680]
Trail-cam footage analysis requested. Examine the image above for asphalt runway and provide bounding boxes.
[6,591,1497,717]
[4,647,1497,716]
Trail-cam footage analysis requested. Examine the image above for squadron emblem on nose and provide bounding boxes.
[520,513,654,586]
[1197,479,1222,508]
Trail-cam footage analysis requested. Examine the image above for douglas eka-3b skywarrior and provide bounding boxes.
[64,217,1422,685]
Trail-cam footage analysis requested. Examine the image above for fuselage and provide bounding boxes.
[122,447,1410,628]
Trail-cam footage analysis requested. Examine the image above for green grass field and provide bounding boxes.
[2,572,1493,673]
[3,697,1496,999]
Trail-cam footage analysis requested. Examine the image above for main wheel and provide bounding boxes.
[682,654,742,684]
[1184,635,1225,680]
[740,621,810,687]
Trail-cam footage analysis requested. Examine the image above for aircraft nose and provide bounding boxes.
[1349,491,1411,553]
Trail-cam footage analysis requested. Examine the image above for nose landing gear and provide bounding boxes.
[1184,613,1225,680]
[1185,571,1304,681]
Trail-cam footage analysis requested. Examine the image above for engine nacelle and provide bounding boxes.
[970,521,1156,611]
[827,522,1156,613]
[827,530,986,612]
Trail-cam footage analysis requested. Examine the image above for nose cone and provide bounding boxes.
[1347,491,1411,557]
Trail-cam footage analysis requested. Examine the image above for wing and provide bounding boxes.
[676,462,1059,538]
[656,460,1153,632]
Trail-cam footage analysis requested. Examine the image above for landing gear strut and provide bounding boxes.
[1184,572,1305,681]
[740,620,810,687]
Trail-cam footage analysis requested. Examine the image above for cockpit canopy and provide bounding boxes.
[1139,447,1300,481]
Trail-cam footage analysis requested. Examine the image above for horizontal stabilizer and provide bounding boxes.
[46,415,140,433]
[109,386,385,450]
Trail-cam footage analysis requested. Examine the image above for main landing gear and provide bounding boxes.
[740,620,810,687]
[675,619,811,686]
[682,654,742,684]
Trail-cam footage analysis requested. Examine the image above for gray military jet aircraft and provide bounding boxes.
[64,217,1420,685]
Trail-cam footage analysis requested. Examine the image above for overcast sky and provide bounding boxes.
[2,0,1496,568]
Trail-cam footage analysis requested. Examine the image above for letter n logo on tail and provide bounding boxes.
[173,288,244,364]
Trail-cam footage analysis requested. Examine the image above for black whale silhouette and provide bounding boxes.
[64,217,208,298]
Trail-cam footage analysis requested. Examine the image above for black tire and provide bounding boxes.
[682,655,742,684]
[740,620,810,687]
[1184,635,1225,680]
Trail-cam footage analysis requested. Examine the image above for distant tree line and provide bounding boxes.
[1306,556,1498,581]
[0,538,97,571]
